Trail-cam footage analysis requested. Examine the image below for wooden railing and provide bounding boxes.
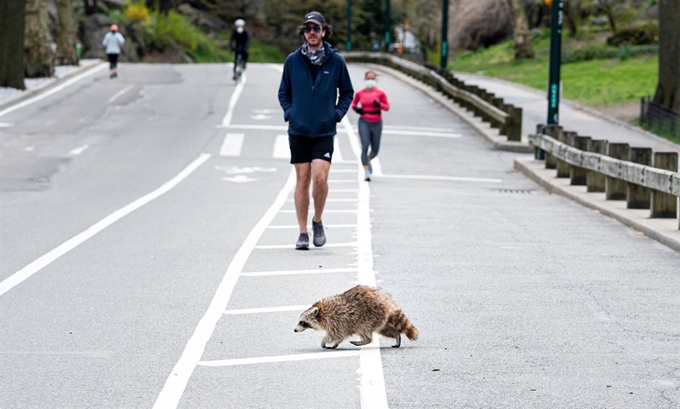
[343,52,522,143]
[529,124,680,229]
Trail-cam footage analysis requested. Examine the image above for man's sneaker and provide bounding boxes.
[295,233,309,250]
[312,220,326,247]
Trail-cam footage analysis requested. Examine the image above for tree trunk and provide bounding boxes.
[0,0,27,89]
[564,0,580,38]
[653,0,680,112]
[508,0,534,59]
[56,0,78,65]
[24,0,54,78]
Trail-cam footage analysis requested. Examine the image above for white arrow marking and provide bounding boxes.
[222,175,258,183]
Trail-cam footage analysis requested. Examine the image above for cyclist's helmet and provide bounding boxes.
[235,19,245,27]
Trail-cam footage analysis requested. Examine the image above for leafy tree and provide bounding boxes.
[57,0,79,65]
[24,0,54,78]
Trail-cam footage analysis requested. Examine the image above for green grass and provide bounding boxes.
[448,37,658,107]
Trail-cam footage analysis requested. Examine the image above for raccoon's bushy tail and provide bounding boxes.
[389,309,418,341]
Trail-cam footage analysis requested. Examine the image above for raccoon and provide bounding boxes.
[294,285,418,349]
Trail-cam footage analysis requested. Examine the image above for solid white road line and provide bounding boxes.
[240,267,358,277]
[107,85,134,104]
[334,136,344,163]
[285,198,358,203]
[273,135,289,159]
[328,180,360,184]
[152,168,296,409]
[220,72,247,127]
[266,224,357,229]
[332,189,360,193]
[224,305,309,315]
[0,122,14,127]
[220,133,244,156]
[370,158,383,176]
[0,63,108,119]
[341,116,389,409]
[379,174,502,183]
[69,145,89,155]
[198,351,359,367]
[0,154,211,298]
[381,129,461,138]
[253,242,356,250]
[278,209,357,214]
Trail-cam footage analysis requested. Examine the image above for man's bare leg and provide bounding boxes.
[294,163,312,233]
[311,159,331,223]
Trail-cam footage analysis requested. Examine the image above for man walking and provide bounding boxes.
[278,11,354,250]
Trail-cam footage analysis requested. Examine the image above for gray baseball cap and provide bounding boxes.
[302,11,326,26]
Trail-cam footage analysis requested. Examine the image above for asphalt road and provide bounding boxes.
[1,61,679,409]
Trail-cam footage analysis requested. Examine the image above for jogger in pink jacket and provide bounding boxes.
[350,70,390,181]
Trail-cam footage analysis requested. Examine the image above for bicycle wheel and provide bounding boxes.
[234,54,243,82]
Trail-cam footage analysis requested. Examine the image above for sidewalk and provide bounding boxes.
[0,59,104,112]
[455,72,680,153]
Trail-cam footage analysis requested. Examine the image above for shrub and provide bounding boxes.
[124,4,151,24]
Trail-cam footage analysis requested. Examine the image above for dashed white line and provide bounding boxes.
[379,174,502,183]
[273,134,289,159]
[253,242,356,250]
[198,351,359,367]
[224,305,309,315]
[107,85,134,103]
[220,133,244,156]
[240,268,358,277]
[0,154,211,298]
[69,145,89,155]
[220,72,247,127]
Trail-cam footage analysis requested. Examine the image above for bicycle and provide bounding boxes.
[233,52,245,83]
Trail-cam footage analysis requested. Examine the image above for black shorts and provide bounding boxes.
[107,54,118,69]
[289,135,334,164]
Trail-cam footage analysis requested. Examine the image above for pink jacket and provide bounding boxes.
[350,87,390,122]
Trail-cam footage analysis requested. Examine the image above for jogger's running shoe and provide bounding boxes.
[295,233,309,250]
[312,220,326,247]
[368,162,373,175]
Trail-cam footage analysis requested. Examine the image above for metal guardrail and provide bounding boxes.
[343,52,522,143]
[529,124,680,229]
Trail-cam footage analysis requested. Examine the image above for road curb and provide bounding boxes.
[362,63,533,153]
[514,157,680,252]
[0,59,106,112]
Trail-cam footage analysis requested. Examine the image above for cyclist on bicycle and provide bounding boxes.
[229,19,251,80]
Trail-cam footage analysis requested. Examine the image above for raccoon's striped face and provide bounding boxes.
[294,307,319,332]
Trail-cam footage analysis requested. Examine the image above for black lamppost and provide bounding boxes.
[346,0,352,51]
[384,0,391,52]
[547,0,563,126]
[440,0,449,69]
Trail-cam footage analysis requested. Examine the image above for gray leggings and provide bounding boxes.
[358,118,382,166]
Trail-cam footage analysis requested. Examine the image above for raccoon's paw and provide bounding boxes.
[323,343,339,349]
[350,340,371,347]
[392,335,401,348]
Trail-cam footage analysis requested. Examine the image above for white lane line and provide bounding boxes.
[107,85,134,104]
[69,145,89,155]
[370,158,383,176]
[273,135,289,159]
[198,351,359,367]
[266,224,357,229]
[285,198,358,203]
[328,180,359,184]
[0,154,211,298]
[253,242,356,250]
[382,129,461,138]
[217,124,288,131]
[383,125,460,133]
[0,122,14,127]
[0,63,108,119]
[220,133,244,156]
[342,116,389,409]
[334,136,344,163]
[278,209,356,214]
[379,174,502,183]
[152,168,296,409]
[220,72,247,127]
[241,267,358,277]
[333,189,359,193]
[224,305,309,315]
[331,169,359,173]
